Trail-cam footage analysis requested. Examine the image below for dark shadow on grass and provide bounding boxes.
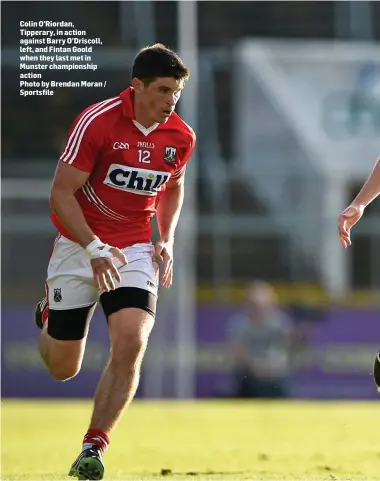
[160,469,246,477]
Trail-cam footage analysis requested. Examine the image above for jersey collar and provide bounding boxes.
[119,86,160,136]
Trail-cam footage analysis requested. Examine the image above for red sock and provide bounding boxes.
[82,429,110,453]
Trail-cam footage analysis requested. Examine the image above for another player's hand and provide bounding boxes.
[91,247,127,292]
[153,239,173,288]
[338,203,365,248]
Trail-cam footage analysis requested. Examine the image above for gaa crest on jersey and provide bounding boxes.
[164,146,177,164]
[53,288,62,302]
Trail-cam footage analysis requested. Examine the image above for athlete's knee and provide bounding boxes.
[100,288,156,365]
[113,326,151,364]
[109,309,154,365]
[40,306,93,380]
[48,361,81,382]
[40,338,83,381]
[39,328,85,381]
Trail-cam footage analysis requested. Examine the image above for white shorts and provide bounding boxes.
[46,235,159,310]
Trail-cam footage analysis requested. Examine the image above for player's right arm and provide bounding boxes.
[51,105,103,247]
[338,157,380,248]
[50,162,97,248]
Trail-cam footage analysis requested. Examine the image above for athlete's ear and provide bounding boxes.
[132,77,143,93]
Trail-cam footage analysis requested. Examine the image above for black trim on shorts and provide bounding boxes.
[47,303,96,341]
[100,287,157,320]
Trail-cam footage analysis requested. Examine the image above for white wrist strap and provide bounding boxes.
[85,239,113,259]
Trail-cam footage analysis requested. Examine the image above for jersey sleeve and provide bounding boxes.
[172,132,196,180]
[59,106,102,173]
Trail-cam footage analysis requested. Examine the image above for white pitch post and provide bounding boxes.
[175,0,198,399]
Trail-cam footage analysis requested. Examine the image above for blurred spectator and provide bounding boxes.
[228,281,297,399]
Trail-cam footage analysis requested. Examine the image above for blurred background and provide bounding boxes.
[2,0,380,401]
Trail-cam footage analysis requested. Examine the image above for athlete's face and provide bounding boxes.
[133,77,184,124]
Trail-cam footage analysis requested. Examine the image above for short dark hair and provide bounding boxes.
[132,43,190,84]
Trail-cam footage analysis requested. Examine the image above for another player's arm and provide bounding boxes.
[50,162,97,248]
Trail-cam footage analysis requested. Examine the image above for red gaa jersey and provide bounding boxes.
[51,87,196,248]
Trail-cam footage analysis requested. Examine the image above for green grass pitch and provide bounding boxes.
[1,399,379,480]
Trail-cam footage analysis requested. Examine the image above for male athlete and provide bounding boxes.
[34,44,196,480]
[338,156,380,392]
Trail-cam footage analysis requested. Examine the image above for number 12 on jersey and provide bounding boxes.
[138,150,151,164]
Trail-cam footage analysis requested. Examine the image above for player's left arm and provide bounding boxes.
[154,132,196,288]
[338,156,380,248]
[157,175,185,241]
[154,176,185,288]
